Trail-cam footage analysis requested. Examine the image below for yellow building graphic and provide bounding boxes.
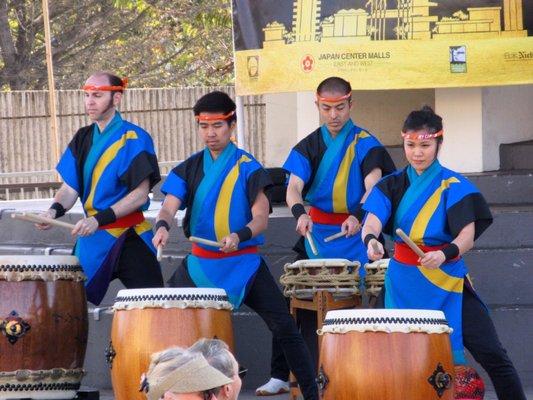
[262,0,528,47]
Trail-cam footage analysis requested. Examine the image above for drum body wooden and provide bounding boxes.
[364,258,389,297]
[110,288,234,400]
[280,258,360,299]
[318,309,455,400]
[0,255,88,400]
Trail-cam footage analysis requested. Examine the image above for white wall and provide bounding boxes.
[482,85,533,171]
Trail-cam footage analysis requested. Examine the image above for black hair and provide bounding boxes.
[193,91,237,124]
[316,77,352,97]
[402,106,443,143]
[91,71,125,93]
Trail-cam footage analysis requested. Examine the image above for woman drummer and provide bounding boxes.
[361,106,525,400]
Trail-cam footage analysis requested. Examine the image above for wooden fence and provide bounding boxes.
[0,87,265,199]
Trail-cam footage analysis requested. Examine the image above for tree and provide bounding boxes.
[0,0,233,90]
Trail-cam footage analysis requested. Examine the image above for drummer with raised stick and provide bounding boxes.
[256,76,395,396]
[152,91,319,400]
[35,71,163,306]
[361,106,526,400]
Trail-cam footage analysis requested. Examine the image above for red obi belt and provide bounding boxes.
[99,211,144,230]
[192,243,258,259]
[394,242,460,265]
[309,207,349,225]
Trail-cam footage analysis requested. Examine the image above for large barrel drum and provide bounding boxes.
[0,255,88,400]
[109,288,234,400]
[318,309,455,400]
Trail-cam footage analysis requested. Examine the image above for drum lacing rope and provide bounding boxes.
[322,316,449,326]
[0,264,86,282]
[280,264,360,297]
[114,294,230,303]
[363,259,389,296]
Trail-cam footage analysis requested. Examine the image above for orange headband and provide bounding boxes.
[401,130,443,140]
[82,77,128,92]
[316,93,351,103]
[195,111,235,122]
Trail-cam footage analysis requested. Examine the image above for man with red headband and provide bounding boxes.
[256,76,396,395]
[37,72,163,305]
[153,91,319,400]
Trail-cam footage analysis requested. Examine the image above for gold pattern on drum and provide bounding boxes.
[0,311,31,345]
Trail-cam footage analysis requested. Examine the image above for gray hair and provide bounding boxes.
[187,338,236,379]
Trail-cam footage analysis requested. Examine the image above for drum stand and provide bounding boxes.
[288,291,360,400]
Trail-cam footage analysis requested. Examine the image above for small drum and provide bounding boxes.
[0,255,88,400]
[318,309,455,400]
[364,258,390,297]
[109,288,234,400]
[280,259,360,299]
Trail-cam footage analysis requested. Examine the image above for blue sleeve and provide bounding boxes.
[356,133,381,164]
[282,149,312,184]
[56,147,80,193]
[161,169,188,208]
[363,185,392,227]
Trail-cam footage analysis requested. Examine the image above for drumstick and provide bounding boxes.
[12,212,76,230]
[156,245,163,261]
[189,236,224,248]
[395,228,425,258]
[324,231,346,243]
[305,232,319,256]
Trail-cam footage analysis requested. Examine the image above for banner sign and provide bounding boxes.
[232,0,533,95]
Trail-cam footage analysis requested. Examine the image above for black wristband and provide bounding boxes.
[441,243,460,261]
[352,203,364,222]
[50,202,66,219]
[93,208,117,226]
[155,220,170,232]
[363,233,378,247]
[291,203,307,220]
[235,226,253,243]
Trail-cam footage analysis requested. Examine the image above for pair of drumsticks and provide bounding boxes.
[323,227,425,257]
[10,212,172,260]
[12,212,426,260]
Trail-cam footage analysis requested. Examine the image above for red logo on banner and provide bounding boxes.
[301,55,314,73]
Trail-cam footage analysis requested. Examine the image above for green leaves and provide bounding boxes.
[0,0,233,90]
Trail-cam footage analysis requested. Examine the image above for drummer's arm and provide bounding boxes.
[361,168,382,204]
[362,213,384,261]
[41,183,78,222]
[153,194,182,247]
[286,174,312,235]
[220,190,269,252]
[247,189,269,236]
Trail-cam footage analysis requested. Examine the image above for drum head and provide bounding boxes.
[113,288,233,311]
[0,255,84,282]
[320,309,452,334]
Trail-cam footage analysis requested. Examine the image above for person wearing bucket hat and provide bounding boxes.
[142,339,243,400]
[143,353,232,400]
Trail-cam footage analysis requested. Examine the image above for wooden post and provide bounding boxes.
[42,0,60,178]
[235,96,245,150]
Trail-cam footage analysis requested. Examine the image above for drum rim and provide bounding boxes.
[324,309,446,320]
[115,287,229,298]
[0,255,79,266]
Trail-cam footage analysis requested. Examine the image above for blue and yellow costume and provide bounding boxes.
[162,141,271,308]
[283,119,395,262]
[363,160,493,364]
[57,112,161,304]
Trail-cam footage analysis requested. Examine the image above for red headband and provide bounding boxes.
[401,130,443,140]
[195,111,235,122]
[316,93,351,103]
[82,77,128,92]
